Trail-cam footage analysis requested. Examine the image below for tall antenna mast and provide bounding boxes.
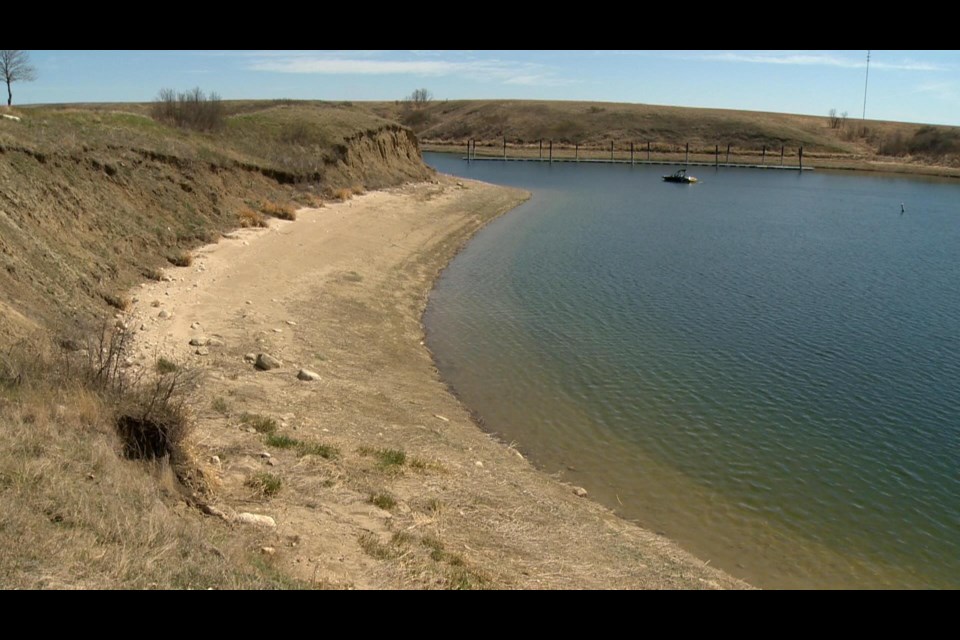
[862,50,871,122]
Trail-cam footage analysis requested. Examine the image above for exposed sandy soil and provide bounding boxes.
[124,176,749,589]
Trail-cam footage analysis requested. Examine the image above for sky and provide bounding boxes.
[14,50,960,126]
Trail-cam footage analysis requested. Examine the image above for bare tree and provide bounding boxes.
[406,88,433,109]
[0,50,37,107]
[828,108,841,129]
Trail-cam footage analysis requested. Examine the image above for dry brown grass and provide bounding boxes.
[167,251,193,268]
[238,208,268,229]
[331,188,353,202]
[260,201,297,221]
[350,185,366,196]
[0,330,302,589]
[102,292,130,311]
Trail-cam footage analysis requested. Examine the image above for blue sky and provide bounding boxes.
[16,50,960,126]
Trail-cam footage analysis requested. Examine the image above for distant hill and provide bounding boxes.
[363,99,960,170]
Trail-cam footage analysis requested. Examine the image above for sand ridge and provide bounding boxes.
[124,176,749,589]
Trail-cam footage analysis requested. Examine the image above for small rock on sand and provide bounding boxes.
[237,512,277,528]
[243,353,257,363]
[573,486,588,498]
[158,309,171,319]
[297,368,321,381]
[189,336,209,346]
[255,353,282,370]
[195,347,210,356]
[207,336,225,347]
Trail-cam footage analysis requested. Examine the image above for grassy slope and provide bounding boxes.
[0,101,428,589]
[364,99,960,171]
[0,102,428,340]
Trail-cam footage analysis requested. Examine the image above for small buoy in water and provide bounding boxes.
[901,203,905,215]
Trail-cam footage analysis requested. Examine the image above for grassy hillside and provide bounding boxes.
[364,99,960,170]
[0,101,429,340]
[0,100,430,589]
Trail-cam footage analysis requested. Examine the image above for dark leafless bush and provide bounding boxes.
[151,87,225,132]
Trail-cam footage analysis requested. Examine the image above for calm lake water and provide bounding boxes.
[423,153,960,589]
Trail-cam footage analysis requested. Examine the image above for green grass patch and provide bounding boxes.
[211,397,229,415]
[155,357,179,375]
[369,492,397,510]
[240,413,278,435]
[357,533,397,560]
[358,446,406,468]
[246,472,282,497]
[265,434,299,449]
[264,434,339,459]
[296,441,338,459]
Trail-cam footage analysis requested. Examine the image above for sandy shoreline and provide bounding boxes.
[124,176,749,589]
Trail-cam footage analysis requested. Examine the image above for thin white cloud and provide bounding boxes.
[247,53,572,86]
[913,81,959,100]
[685,51,945,71]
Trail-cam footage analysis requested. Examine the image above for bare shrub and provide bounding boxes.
[151,87,225,132]
[238,208,268,228]
[260,201,297,221]
[168,251,193,267]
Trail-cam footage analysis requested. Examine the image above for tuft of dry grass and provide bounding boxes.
[167,251,193,267]
[144,267,165,282]
[260,201,297,221]
[351,185,366,196]
[238,208,269,229]
[332,187,353,202]
[102,292,130,311]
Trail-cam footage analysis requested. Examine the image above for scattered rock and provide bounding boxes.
[255,353,281,370]
[207,336,225,347]
[433,414,450,422]
[209,455,221,467]
[266,459,278,466]
[189,336,209,346]
[259,451,272,459]
[158,309,171,319]
[475,460,484,468]
[245,300,252,305]
[237,512,276,528]
[272,328,283,333]
[243,353,257,363]
[285,320,297,326]
[195,347,209,356]
[260,546,276,556]
[191,322,201,329]
[573,486,589,498]
[297,368,321,381]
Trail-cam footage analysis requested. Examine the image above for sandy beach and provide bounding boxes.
[124,176,748,589]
